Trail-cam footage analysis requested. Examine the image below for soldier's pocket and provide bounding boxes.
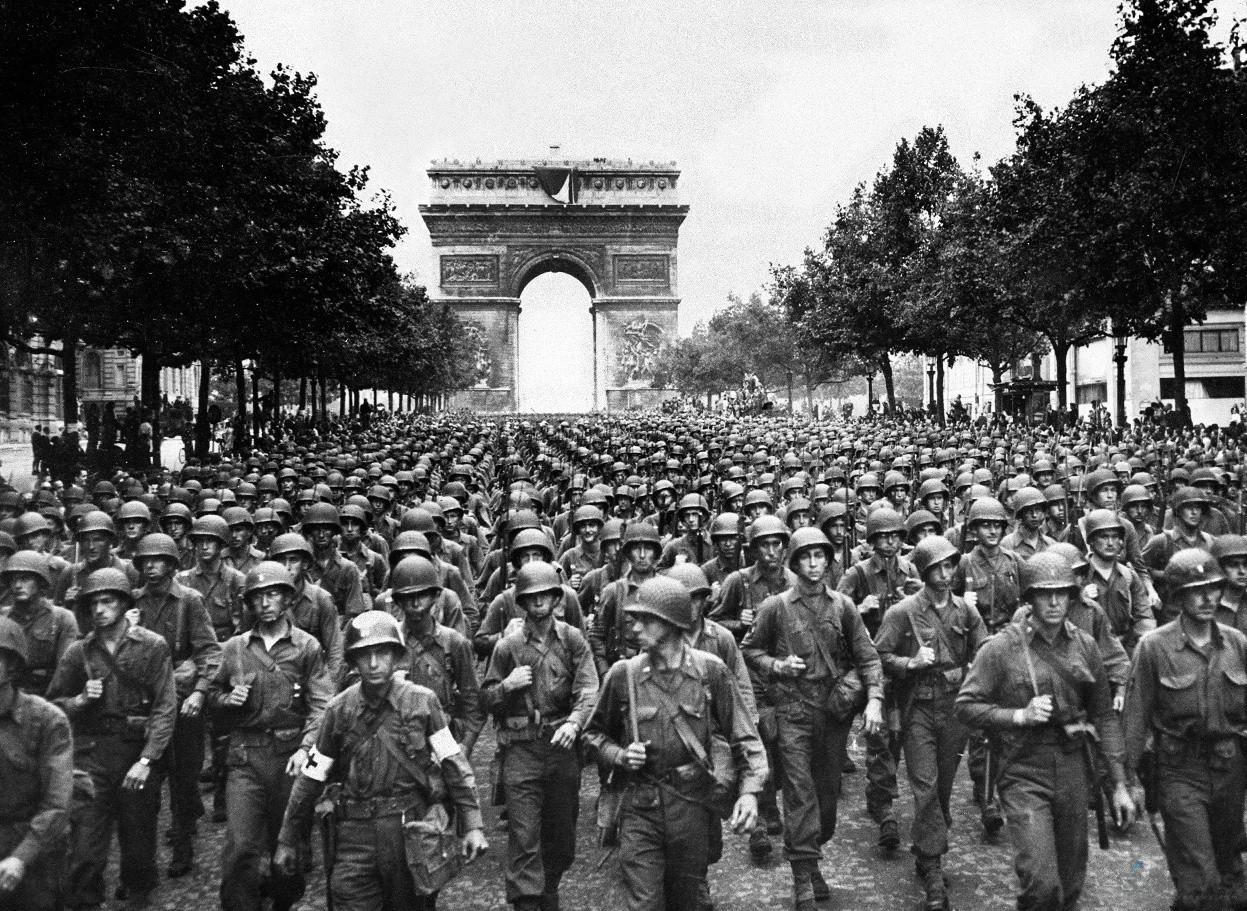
[1158,671,1199,719]
[1223,667,1247,709]
[403,804,462,896]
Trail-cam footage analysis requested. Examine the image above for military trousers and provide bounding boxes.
[67,733,161,907]
[501,737,582,903]
[755,704,782,825]
[997,738,1089,911]
[331,815,437,911]
[901,698,969,858]
[776,702,853,862]
[162,709,205,861]
[0,821,63,911]
[618,782,713,911]
[219,735,305,911]
[1155,737,1246,909]
[865,726,901,824]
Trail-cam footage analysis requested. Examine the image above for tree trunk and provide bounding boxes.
[299,376,307,412]
[936,356,946,427]
[786,370,793,411]
[272,366,282,442]
[61,331,79,428]
[234,358,248,453]
[251,370,261,440]
[803,377,814,415]
[879,355,896,412]
[141,353,162,470]
[1051,338,1070,410]
[990,364,1005,413]
[195,359,212,459]
[1169,302,1191,427]
[338,381,346,419]
[387,389,393,411]
[1114,339,1128,430]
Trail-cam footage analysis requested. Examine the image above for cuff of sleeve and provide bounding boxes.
[457,808,484,836]
[141,747,162,764]
[867,687,885,703]
[195,680,211,695]
[601,743,626,768]
[1106,760,1127,787]
[10,836,42,867]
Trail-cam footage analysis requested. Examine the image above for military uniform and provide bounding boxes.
[477,584,585,661]
[401,616,484,752]
[308,549,369,619]
[209,621,333,911]
[481,619,598,907]
[0,596,78,696]
[277,677,483,911]
[584,645,767,911]
[178,561,246,644]
[1081,558,1154,654]
[48,623,177,908]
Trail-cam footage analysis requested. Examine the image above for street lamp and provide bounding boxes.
[1113,333,1128,429]
[927,359,936,410]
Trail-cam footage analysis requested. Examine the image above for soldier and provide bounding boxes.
[391,555,484,757]
[1142,487,1217,617]
[339,503,389,608]
[0,616,74,911]
[1212,535,1247,636]
[583,575,767,911]
[1002,487,1055,558]
[251,507,284,557]
[223,507,265,576]
[48,568,177,911]
[956,552,1135,911]
[52,510,139,633]
[837,506,920,850]
[577,517,624,621]
[481,562,599,911]
[1124,548,1247,911]
[658,494,712,569]
[558,505,605,591]
[477,530,585,661]
[209,561,333,911]
[112,501,152,563]
[273,611,488,911]
[0,551,78,696]
[1080,509,1154,654]
[131,531,222,878]
[298,502,368,619]
[158,502,196,571]
[742,528,886,911]
[699,511,742,596]
[590,523,665,678]
[874,536,987,910]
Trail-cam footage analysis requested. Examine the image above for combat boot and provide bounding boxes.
[980,798,1003,835]
[541,872,562,911]
[809,863,830,901]
[790,860,817,911]
[697,878,715,911]
[749,824,773,863]
[917,855,948,911]
[877,817,900,851]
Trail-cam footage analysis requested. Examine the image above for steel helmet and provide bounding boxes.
[1011,487,1047,515]
[910,535,961,578]
[390,555,443,597]
[743,489,774,511]
[388,531,433,565]
[664,563,711,597]
[509,528,554,564]
[1084,509,1125,539]
[0,617,29,669]
[268,532,314,563]
[160,502,194,530]
[235,481,258,502]
[80,567,135,604]
[339,504,371,528]
[816,502,849,530]
[855,472,881,493]
[624,575,694,631]
[787,527,833,570]
[747,515,790,547]
[76,511,117,539]
[1085,469,1121,497]
[1019,552,1080,595]
[257,475,280,495]
[1213,535,1247,563]
[1163,548,1225,591]
[1120,485,1154,509]
[621,522,662,552]
[917,478,949,500]
[1043,484,1068,505]
[133,533,180,564]
[1047,541,1089,572]
[904,509,943,539]
[253,507,283,528]
[967,497,1008,526]
[0,532,16,556]
[1,550,52,587]
[514,562,563,600]
[222,506,253,528]
[400,508,440,537]
[883,470,908,492]
[190,514,231,545]
[12,512,52,542]
[599,519,625,545]
[301,502,341,531]
[116,500,152,526]
[344,610,406,655]
[865,508,905,540]
[245,561,296,597]
[1169,486,1212,512]
[676,494,710,517]
[709,512,742,538]
[571,505,605,528]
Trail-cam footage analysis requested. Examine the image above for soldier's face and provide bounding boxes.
[1089,530,1123,561]
[308,526,337,550]
[789,511,813,530]
[90,592,126,629]
[1094,487,1119,509]
[975,521,1005,548]
[19,531,50,553]
[630,614,671,651]
[6,572,42,604]
[871,532,902,559]
[518,590,557,620]
[794,547,828,584]
[164,519,189,541]
[923,558,956,593]
[910,525,935,545]
[280,554,308,583]
[256,524,280,550]
[754,537,785,569]
[230,525,253,548]
[680,511,703,533]
[396,590,438,617]
[713,536,739,560]
[1019,506,1046,532]
[1221,557,1247,590]
[194,536,223,563]
[340,519,365,546]
[249,587,290,625]
[121,519,147,542]
[353,644,399,688]
[626,544,658,574]
[923,495,947,516]
[138,556,177,587]
[80,531,112,563]
[1176,505,1205,529]
[576,522,601,545]
[1047,501,1066,523]
[1180,583,1222,623]
[1028,588,1071,628]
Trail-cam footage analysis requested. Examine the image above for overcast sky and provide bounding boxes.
[219,1,1134,409]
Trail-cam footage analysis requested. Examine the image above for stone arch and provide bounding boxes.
[510,248,601,300]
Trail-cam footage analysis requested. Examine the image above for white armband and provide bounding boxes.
[302,746,335,781]
[430,727,461,763]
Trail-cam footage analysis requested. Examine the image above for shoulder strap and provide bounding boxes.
[88,636,152,696]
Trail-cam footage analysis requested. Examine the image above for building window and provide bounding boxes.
[84,352,103,390]
[1181,327,1240,354]
[115,363,127,389]
[1161,376,1246,400]
[1076,383,1108,406]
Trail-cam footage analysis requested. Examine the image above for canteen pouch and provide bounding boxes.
[403,802,462,896]
[827,667,867,721]
[123,715,148,743]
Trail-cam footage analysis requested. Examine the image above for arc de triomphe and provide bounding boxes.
[419,158,687,411]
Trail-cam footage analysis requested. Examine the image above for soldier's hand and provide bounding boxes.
[550,722,579,750]
[1082,584,1099,603]
[504,617,525,637]
[776,655,806,678]
[0,857,25,893]
[710,581,721,601]
[286,748,309,777]
[462,828,488,863]
[963,591,978,610]
[902,578,922,596]
[273,844,299,878]
[862,698,885,736]
[1021,694,1054,725]
[1111,782,1137,830]
[63,585,80,606]
[125,607,141,626]
[123,760,150,790]
[739,608,754,627]
[860,594,880,614]
[181,691,204,718]
[225,683,252,707]
[1113,690,1125,712]
[84,678,104,701]
[622,740,649,771]
[728,792,758,834]
[910,646,936,670]
[502,665,533,692]
[569,573,583,590]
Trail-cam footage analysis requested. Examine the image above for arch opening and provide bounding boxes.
[516,272,595,413]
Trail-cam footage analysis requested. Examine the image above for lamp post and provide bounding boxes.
[1113,333,1129,430]
[927,359,937,413]
[866,372,875,416]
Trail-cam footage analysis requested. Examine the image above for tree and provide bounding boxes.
[651,324,732,405]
